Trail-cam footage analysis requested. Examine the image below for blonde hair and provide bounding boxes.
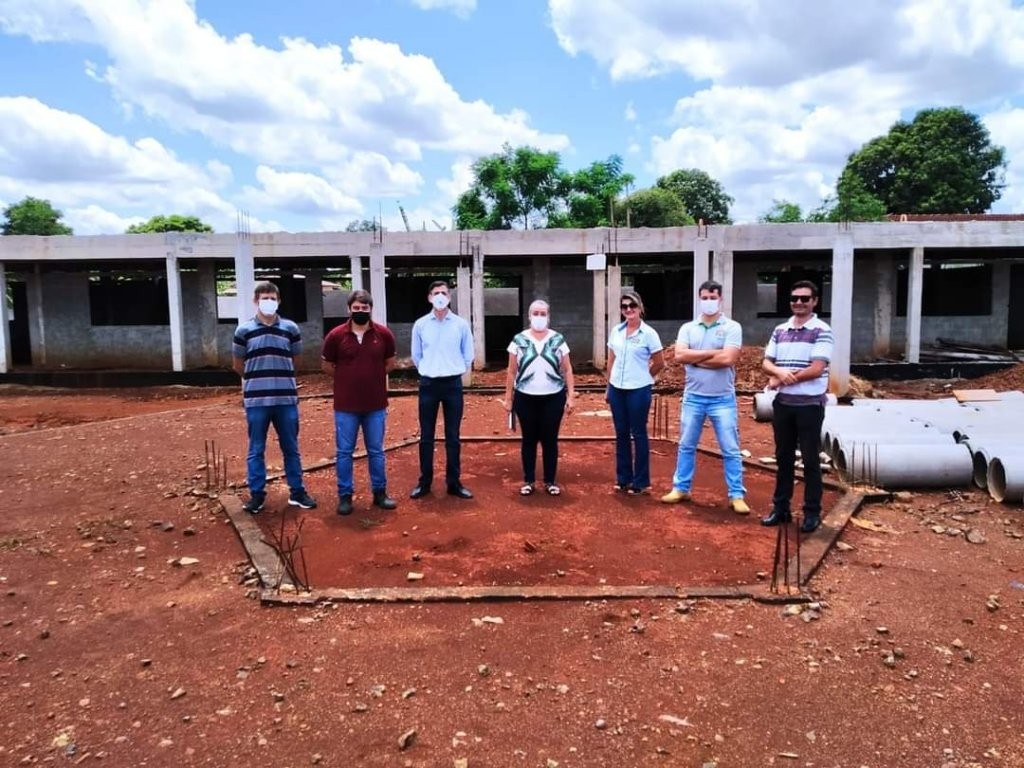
[620,290,646,318]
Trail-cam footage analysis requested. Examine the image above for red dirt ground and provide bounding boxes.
[1,376,1022,767]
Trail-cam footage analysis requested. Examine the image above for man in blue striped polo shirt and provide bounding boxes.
[762,279,833,533]
[232,281,317,514]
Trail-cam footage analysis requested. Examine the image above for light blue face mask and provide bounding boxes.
[258,298,279,316]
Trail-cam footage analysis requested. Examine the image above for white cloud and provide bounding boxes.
[550,0,1024,221]
[324,153,424,198]
[243,166,362,218]
[435,158,475,203]
[0,0,567,170]
[65,204,143,235]
[409,0,476,19]
[984,106,1024,213]
[624,101,636,122]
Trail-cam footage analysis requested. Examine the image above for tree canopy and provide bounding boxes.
[2,196,73,236]
[808,171,888,223]
[655,169,733,224]
[550,155,634,228]
[454,144,565,230]
[759,200,804,223]
[841,107,1006,215]
[126,215,214,234]
[345,218,378,232]
[622,187,693,228]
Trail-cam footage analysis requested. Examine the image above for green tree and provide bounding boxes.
[655,169,733,224]
[842,107,1006,214]
[759,200,804,223]
[807,171,888,223]
[551,155,634,228]
[345,218,378,232]
[126,214,213,233]
[2,196,73,235]
[621,187,693,228]
[454,143,566,230]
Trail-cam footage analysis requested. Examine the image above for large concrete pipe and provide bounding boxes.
[831,431,952,461]
[835,442,973,488]
[987,455,1024,503]
[968,441,1024,492]
[754,391,837,422]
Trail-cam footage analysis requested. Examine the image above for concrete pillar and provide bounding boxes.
[0,262,10,373]
[470,248,485,371]
[28,264,45,367]
[368,242,387,324]
[234,238,255,322]
[197,259,219,367]
[712,249,735,318]
[830,235,854,396]
[165,254,185,372]
[531,256,550,302]
[693,244,711,318]
[606,260,622,340]
[349,255,363,291]
[872,253,894,359]
[592,269,607,369]
[905,246,925,364]
[455,263,472,385]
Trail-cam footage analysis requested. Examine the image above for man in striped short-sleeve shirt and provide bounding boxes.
[232,281,317,514]
[761,279,833,533]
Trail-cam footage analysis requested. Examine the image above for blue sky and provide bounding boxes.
[1,0,1024,234]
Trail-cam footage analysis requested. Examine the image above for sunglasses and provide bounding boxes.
[620,302,638,310]
[789,295,813,303]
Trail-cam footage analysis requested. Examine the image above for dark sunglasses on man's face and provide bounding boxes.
[620,302,638,310]
[790,295,813,303]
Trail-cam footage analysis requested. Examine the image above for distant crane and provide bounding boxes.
[432,219,447,231]
[397,201,411,232]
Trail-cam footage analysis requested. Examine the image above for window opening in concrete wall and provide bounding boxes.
[384,270,458,323]
[216,270,308,323]
[624,263,693,320]
[88,270,170,326]
[896,262,992,317]
[756,267,832,317]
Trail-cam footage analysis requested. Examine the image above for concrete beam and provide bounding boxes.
[872,253,894,359]
[905,246,925,363]
[234,238,255,322]
[197,260,219,367]
[471,248,485,371]
[0,262,10,373]
[712,249,735,318]
[693,243,710,318]
[349,255,363,291]
[368,242,387,324]
[28,264,45,366]
[830,236,854,395]
[165,253,185,372]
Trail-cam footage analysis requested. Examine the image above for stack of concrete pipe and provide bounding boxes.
[752,391,1024,503]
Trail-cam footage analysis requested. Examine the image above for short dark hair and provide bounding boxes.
[698,280,723,296]
[791,280,819,298]
[253,281,279,300]
[427,280,449,294]
[347,289,373,308]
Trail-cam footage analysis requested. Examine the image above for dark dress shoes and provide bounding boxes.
[447,484,473,499]
[760,509,792,527]
[336,495,353,516]
[410,484,431,499]
[373,490,397,510]
[800,514,822,533]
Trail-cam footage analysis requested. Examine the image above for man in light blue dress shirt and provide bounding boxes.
[410,280,476,499]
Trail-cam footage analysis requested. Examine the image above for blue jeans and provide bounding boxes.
[418,375,464,487]
[245,404,305,495]
[334,409,387,496]
[607,384,653,489]
[671,392,746,499]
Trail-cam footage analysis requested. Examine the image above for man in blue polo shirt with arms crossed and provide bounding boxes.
[661,280,750,514]
[232,281,317,514]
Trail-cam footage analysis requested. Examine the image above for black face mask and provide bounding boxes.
[350,310,371,325]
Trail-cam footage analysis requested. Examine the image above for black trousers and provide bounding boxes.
[417,375,464,487]
[771,400,825,515]
[513,389,567,485]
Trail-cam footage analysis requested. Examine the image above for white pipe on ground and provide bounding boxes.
[987,455,1024,503]
[835,442,973,488]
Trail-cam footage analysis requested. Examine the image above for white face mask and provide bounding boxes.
[258,298,279,316]
[529,314,549,332]
[699,298,720,316]
[431,293,450,310]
